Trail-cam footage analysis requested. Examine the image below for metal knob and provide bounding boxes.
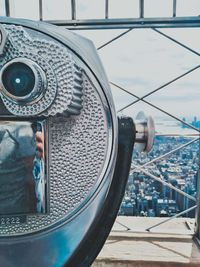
[134,111,155,153]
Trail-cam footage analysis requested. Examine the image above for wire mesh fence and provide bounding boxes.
[2,0,200,234]
[73,19,200,232]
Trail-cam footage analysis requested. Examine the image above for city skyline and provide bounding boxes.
[120,135,199,218]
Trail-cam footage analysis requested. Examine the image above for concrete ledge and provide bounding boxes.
[93,216,200,267]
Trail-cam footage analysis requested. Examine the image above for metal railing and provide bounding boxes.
[2,0,200,29]
[2,0,200,237]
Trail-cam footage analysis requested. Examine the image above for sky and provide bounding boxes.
[0,0,200,129]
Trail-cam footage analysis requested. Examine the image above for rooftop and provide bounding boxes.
[93,216,200,267]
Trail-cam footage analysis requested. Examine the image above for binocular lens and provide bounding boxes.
[2,62,35,97]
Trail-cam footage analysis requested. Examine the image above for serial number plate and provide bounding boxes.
[0,216,26,225]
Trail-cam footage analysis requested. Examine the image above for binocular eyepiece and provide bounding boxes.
[0,58,46,103]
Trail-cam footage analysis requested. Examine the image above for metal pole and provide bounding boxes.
[139,0,144,18]
[146,205,197,231]
[152,28,200,57]
[132,165,197,202]
[5,0,10,17]
[117,64,200,113]
[71,0,76,20]
[46,17,200,30]
[156,133,199,137]
[115,220,130,231]
[111,79,200,133]
[105,0,109,19]
[39,0,43,21]
[131,137,199,173]
[173,0,177,17]
[98,28,133,50]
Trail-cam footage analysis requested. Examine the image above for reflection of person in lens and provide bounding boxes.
[0,121,46,215]
[0,122,37,214]
[33,126,46,213]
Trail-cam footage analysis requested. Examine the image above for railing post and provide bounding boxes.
[139,0,144,18]
[39,0,43,21]
[173,0,177,17]
[5,0,10,17]
[71,0,76,20]
[105,0,109,19]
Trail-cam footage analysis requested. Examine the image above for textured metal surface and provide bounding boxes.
[66,116,136,266]
[0,24,83,117]
[0,72,109,235]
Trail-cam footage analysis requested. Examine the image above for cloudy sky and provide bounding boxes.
[0,0,200,129]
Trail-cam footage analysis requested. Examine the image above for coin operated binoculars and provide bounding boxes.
[0,17,155,267]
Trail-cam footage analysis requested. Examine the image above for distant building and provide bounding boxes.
[121,135,198,218]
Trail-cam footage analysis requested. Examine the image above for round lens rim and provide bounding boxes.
[0,58,46,104]
[2,62,36,97]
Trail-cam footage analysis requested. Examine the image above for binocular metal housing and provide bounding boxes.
[0,17,154,267]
